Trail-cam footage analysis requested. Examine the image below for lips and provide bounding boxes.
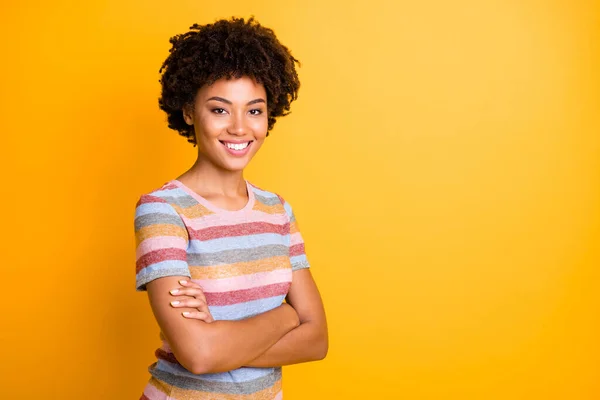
[220,140,252,149]
[219,140,253,156]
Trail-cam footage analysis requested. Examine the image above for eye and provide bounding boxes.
[249,109,263,116]
[212,108,227,115]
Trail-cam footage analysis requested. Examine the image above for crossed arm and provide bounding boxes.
[146,268,328,374]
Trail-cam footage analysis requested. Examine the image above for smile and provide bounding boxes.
[219,140,253,156]
[222,141,251,150]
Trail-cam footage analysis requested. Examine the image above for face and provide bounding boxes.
[183,76,268,172]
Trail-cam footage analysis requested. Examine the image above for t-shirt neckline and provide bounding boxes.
[170,178,255,214]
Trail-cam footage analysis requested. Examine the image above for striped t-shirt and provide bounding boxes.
[134,178,310,400]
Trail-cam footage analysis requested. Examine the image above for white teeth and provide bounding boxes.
[225,142,249,150]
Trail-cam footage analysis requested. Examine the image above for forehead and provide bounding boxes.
[198,76,266,101]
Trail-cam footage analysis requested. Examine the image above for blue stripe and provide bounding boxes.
[250,186,278,199]
[151,188,186,198]
[290,254,307,265]
[155,360,275,382]
[283,201,292,217]
[209,295,286,321]
[189,233,288,253]
[135,202,177,217]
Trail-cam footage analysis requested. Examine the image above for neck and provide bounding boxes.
[177,157,246,197]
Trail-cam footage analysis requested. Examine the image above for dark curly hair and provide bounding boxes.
[158,16,301,146]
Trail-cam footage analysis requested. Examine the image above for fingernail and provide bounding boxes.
[171,301,180,306]
[182,312,190,316]
[179,280,188,285]
[170,289,179,294]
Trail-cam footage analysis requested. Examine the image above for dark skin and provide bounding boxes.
[171,269,327,367]
[146,76,328,371]
[158,16,301,145]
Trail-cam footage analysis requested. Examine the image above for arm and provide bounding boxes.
[244,268,328,367]
[134,194,299,374]
[146,275,300,374]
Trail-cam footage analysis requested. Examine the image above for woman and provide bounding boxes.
[133,17,328,399]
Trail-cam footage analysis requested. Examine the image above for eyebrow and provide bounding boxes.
[206,96,266,106]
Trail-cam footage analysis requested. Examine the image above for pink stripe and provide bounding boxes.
[274,390,283,400]
[205,282,290,306]
[181,211,287,230]
[290,243,305,257]
[136,236,187,261]
[189,221,289,241]
[192,269,292,292]
[137,195,168,206]
[143,382,170,400]
[136,248,187,273]
[290,232,303,245]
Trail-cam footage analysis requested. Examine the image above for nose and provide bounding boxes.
[227,112,247,136]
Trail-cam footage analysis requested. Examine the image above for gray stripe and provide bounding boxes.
[188,244,288,266]
[291,260,310,271]
[135,213,185,231]
[158,195,198,208]
[136,268,190,291]
[254,193,281,206]
[150,367,282,394]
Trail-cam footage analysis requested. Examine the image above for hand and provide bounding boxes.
[169,279,214,323]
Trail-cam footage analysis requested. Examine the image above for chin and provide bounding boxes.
[221,160,250,172]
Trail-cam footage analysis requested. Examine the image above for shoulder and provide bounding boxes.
[133,181,196,231]
[135,180,190,211]
[247,180,287,206]
[247,181,295,219]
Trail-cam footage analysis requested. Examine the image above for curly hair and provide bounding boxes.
[158,16,301,146]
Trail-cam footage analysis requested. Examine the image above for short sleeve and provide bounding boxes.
[134,194,191,291]
[282,198,311,271]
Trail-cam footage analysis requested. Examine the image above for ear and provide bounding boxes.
[182,104,194,126]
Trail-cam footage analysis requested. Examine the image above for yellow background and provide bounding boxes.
[1,0,599,398]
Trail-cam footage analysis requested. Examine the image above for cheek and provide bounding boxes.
[197,115,226,137]
[251,117,269,136]
[250,140,265,155]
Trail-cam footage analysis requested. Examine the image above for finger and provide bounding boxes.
[170,299,208,309]
[179,279,204,289]
[202,313,215,323]
[170,288,207,303]
[193,302,214,321]
[188,309,214,323]
[182,311,213,322]
[170,289,208,305]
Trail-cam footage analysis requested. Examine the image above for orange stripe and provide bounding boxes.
[171,202,215,218]
[290,221,299,234]
[147,376,173,396]
[135,224,188,246]
[252,201,285,215]
[168,377,282,400]
[189,256,292,279]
